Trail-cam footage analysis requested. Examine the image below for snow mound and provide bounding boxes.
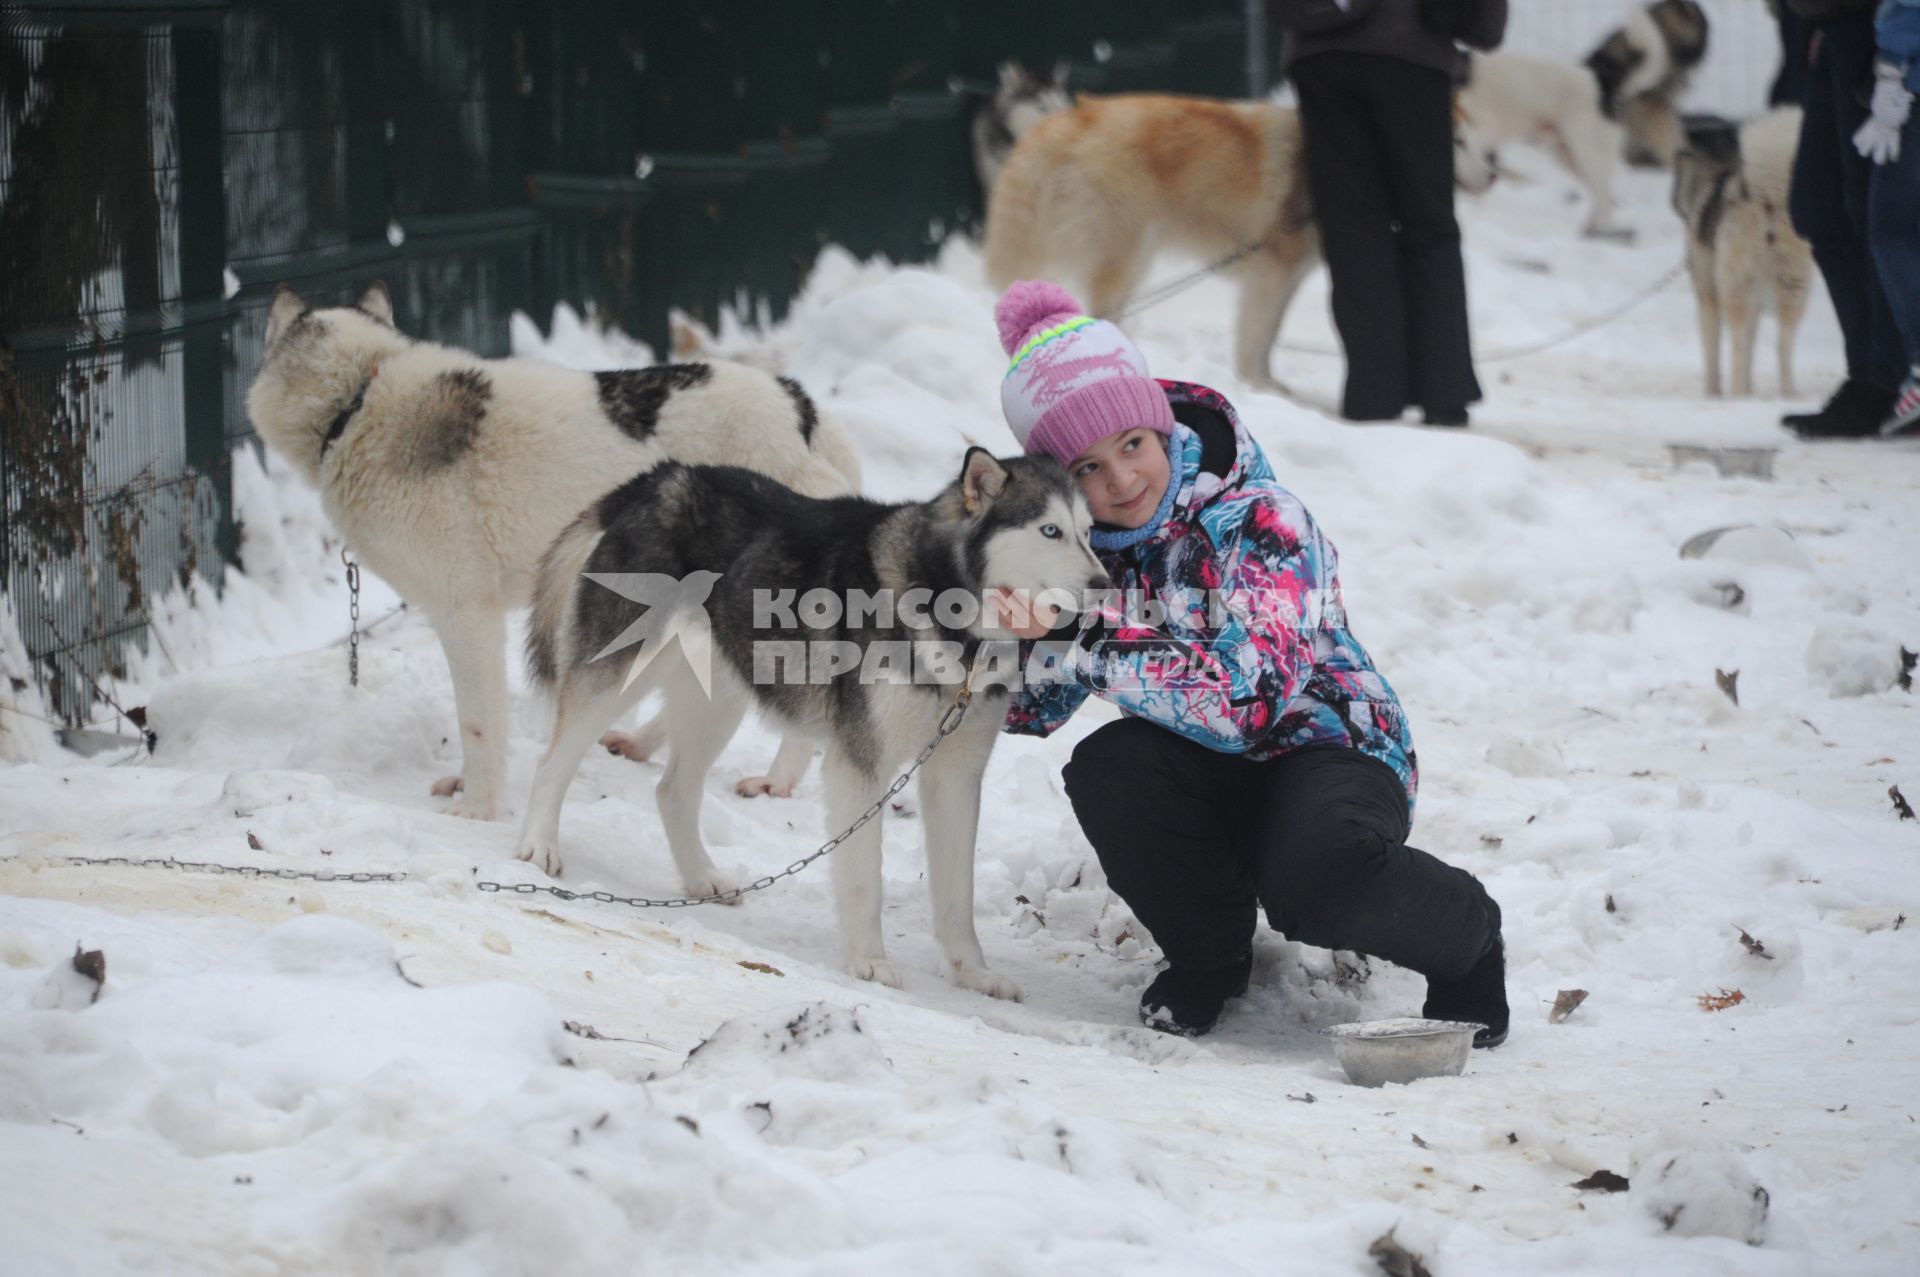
[681,1001,889,1083]
[1634,1148,1770,1246]
[1804,619,1907,698]
[260,914,397,977]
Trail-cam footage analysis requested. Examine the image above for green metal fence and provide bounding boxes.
[1,0,1259,725]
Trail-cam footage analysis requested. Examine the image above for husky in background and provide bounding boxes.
[970,60,1073,196]
[1585,0,1710,167]
[516,450,1109,997]
[1670,108,1811,398]
[245,284,860,821]
[1453,50,1631,240]
[984,94,1321,392]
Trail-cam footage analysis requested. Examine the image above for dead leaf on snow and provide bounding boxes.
[1549,989,1588,1024]
[70,944,105,1004]
[1714,668,1740,706]
[1571,1169,1630,1192]
[1698,988,1745,1012]
[1411,1133,1430,1149]
[1891,786,1916,822]
[246,831,264,851]
[1367,1227,1432,1277]
[737,960,784,977]
[1735,927,1774,960]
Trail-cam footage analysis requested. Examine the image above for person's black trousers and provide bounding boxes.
[1062,717,1499,984]
[1290,51,1481,420]
[1789,13,1905,391]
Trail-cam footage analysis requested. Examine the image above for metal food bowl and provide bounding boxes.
[1666,444,1777,481]
[1321,1018,1483,1087]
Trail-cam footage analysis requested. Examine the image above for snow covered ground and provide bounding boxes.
[4,143,1919,1276]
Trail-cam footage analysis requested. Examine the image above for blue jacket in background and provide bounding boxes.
[1881,0,1920,92]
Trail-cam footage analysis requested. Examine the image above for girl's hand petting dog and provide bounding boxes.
[986,586,1058,640]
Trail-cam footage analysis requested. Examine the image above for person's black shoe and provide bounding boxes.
[1422,407,1469,428]
[1781,380,1859,432]
[1785,380,1896,439]
[1423,937,1509,1049]
[1139,955,1252,1037]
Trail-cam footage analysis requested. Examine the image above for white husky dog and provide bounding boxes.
[1453,50,1630,240]
[244,283,860,820]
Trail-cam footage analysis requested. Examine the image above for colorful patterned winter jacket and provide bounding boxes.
[1003,381,1419,806]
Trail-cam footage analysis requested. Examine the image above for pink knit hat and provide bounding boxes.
[995,281,1174,466]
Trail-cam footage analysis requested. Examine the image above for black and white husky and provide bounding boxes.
[516,450,1109,998]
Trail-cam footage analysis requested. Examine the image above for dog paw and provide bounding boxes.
[952,963,1023,1002]
[430,774,464,798]
[443,789,498,822]
[733,775,796,799]
[846,957,904,989]
[684,869,743,904]
[514,838,563,877]
[600,731,655,763]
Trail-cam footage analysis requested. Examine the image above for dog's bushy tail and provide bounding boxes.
[526,506,604,688]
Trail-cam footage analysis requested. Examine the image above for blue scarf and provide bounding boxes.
[1089,469,1180,553]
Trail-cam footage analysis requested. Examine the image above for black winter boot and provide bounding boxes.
[1785,380,1898,439]
[1139,955,1252,1037]
[1423,937,1509,1048]
[1782,380,1860,432]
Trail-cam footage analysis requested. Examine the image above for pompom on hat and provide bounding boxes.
[994,281,1174,467]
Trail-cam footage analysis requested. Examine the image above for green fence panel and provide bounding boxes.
[4,0,1255,724]
[2,0,230,723]
[821,103,900,261]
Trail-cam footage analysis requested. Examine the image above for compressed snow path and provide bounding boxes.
[4,148,1919,1275]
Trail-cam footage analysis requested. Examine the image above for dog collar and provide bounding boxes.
[320,359,380,460]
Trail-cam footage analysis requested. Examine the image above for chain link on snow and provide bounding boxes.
[43,855,409,884]
[19,660,985,912]
[342,548,362,688]
[481,664,977,907]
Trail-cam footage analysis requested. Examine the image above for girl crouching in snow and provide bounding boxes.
[988,281,1509,1046]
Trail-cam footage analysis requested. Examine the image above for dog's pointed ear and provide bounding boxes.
[960,447,1010,516]
[266,284,305,346]
[358,280,394,326]
[998,60,1022,92]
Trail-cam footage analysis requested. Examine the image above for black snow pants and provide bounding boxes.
[1062,717,1499,982]
[1790,11,1905,391]
[1290,50,1482,420]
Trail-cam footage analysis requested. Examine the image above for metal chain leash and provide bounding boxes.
[43,855,407,884]
[20,660,986,912]
[342,549,362,688]
[1098,244,1683,365]
[1097,239,1272,323]
[475,663,982,908]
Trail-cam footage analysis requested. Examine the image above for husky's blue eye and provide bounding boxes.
[1040,524,1062,539]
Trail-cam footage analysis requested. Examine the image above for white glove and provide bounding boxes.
[1854,64,1913,165]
